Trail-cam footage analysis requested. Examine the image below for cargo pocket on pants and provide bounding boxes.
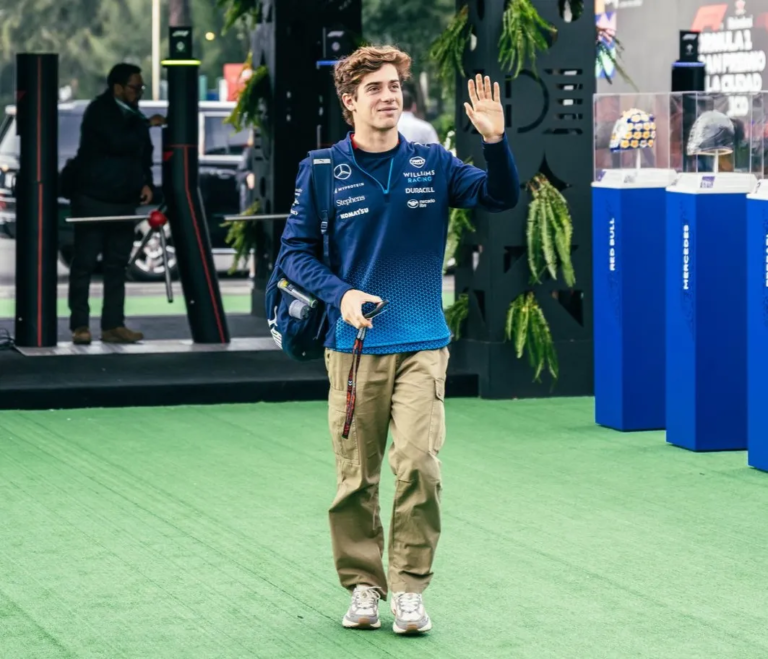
[329,387,360,465]
[428,378,446,456]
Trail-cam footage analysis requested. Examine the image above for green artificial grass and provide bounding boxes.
[2,398,768,657]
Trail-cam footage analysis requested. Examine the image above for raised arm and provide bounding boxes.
[448,74,520,211]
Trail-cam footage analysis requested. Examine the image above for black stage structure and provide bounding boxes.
[450,0,596,399]
[2,0,595,411]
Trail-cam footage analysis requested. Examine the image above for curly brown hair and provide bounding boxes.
[334,45,412,127]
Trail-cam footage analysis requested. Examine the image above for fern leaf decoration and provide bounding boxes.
[216,0,261,33]
[499,0,557,78]
[526,174,575,287]
[225,54,270,134]
[444,293,470,339]
[224,200,262,273]
[444,207,475,273]
[428,5,471,87]
[505,293,558,384]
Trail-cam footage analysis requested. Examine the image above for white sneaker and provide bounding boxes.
[342,585,382,629]
[390,592,432,634]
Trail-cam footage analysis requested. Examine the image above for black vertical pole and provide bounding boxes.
[14,53,58,348]
[162,27,230,343]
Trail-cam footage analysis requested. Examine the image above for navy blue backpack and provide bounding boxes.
[265,149,335,361]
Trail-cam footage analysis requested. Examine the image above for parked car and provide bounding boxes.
[0,99,251,281]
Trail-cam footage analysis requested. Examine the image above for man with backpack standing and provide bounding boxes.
[274,45,520,634]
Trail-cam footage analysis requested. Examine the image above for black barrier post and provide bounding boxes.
[161,27,230,344]
[14,53,59,348]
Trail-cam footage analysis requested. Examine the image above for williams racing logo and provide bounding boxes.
[403,169,435,184]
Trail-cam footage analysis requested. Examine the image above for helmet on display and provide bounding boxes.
[686,110,735,156]
[609,108,656,152]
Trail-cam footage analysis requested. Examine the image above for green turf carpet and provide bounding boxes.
[2,397,768,658]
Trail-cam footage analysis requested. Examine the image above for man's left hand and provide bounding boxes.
[140,185,153,205]
[464,74,504,144]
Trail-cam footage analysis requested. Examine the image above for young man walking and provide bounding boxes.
[279,45,520,634]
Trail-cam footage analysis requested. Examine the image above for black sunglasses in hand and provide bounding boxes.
[363,300,389,320]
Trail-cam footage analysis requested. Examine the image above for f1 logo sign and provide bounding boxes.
[690,4,728,32]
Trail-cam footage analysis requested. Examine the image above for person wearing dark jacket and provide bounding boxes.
[67,63,165,345]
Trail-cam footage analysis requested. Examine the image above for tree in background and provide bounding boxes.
[362,0,455,138]
[0,0,249,109]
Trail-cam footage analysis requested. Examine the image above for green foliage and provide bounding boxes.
[224,200,261,273]
[526,174,575,287]
[427,5,471,87]
[364,0,456,108]
[444,207,475,273]
[505,292,558,384]
[433,112,455,146]
[224,56,270,133]
[0,0,250,110]
[217,0,261,33]
[498,0,557,78]
[444,293,470,340]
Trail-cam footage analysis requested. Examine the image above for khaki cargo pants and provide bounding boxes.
[324,346,449,600]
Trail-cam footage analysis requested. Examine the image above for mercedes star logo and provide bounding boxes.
[334,164,352,180]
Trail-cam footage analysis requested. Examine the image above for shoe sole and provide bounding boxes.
[343,616,381,630]
[392,619,431,635]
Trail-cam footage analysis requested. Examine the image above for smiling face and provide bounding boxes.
[342,64,403,133]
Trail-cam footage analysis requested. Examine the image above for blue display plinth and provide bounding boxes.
[593,168,677,431]
[666,172,756,452]
[746,181,768,470]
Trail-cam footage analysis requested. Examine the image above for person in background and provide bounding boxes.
[67,63,165,345]
[397,86,440,144]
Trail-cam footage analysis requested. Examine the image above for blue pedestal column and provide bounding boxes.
[746,182,768,470]
[593,168,676,431]
[666,173,756,452]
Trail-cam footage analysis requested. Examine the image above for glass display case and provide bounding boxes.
[593,92,766,186]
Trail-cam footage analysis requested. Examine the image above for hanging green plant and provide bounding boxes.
[428,4,471,87]
[216,0,261,33]
[498,0,557,78]
[505,292,558,383]
[224,200,262,274]
[444,293,470,339]
[596,26,637,89]
[526,173,575,287]
[444,207,475,273]
[225,54,270,133]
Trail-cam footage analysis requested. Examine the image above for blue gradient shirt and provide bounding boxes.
[280,132,520,354]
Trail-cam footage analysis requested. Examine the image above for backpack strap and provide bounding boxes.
[308,148,334,267]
